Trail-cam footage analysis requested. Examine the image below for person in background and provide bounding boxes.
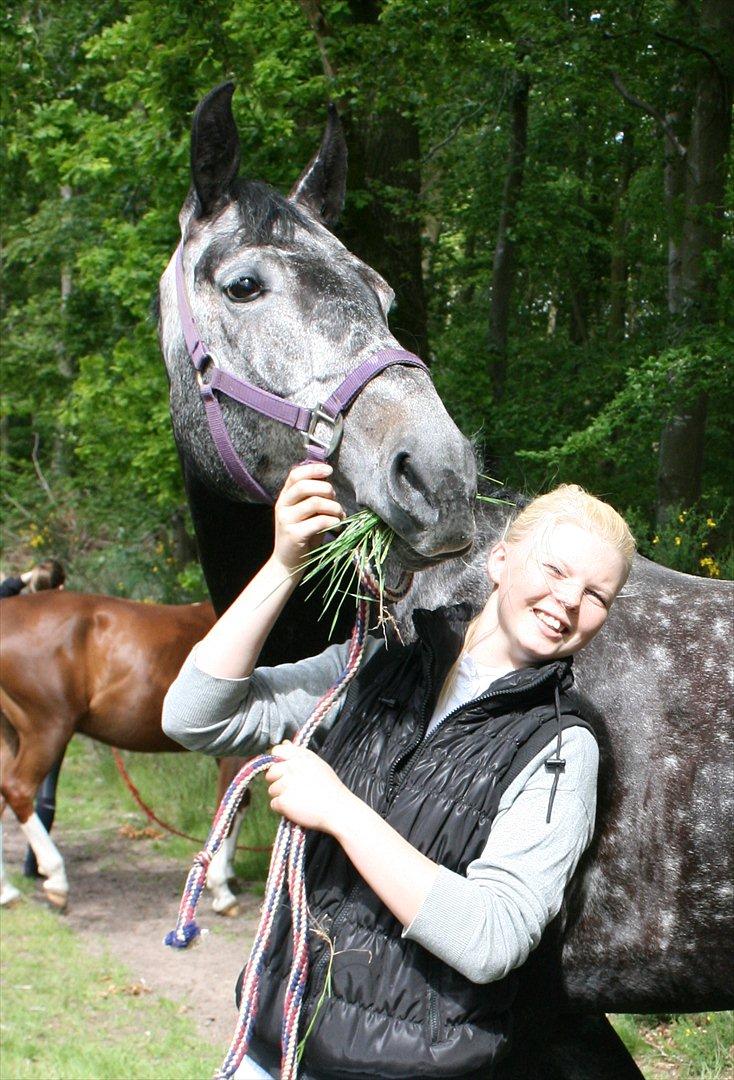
[0,558,66,599]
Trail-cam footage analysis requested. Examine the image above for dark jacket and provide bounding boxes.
[0,576,24,599]
[248,603,594,1079]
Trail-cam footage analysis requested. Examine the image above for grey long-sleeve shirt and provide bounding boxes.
[162,639,598,985]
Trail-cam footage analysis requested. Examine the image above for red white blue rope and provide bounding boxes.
[165,563,412,1079]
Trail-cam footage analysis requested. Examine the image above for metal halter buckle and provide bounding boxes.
[194,358,213,389]
[304,406,344,457]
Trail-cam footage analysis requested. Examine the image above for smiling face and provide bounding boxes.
[473,519,629,670]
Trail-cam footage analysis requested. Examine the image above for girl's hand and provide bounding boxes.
[266,741,355,833]
[273,463,345,577]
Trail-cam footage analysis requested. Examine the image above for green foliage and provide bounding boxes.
[625,501,733,580]
[512,332,733,512]
[2,0,732,590]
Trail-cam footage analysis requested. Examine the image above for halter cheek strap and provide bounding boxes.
[174,243,429,503]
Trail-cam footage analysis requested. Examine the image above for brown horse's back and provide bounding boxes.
[0,591,215,753]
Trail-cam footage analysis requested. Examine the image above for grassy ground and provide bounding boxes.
[58,736,277,881]
[612,1012,733,1079]
[2,739,732,1078]
[0,898,220,1079]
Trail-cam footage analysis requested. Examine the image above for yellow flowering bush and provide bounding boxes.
[625,503,731,580]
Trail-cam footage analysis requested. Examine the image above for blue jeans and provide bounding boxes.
[233,1055,272,1079]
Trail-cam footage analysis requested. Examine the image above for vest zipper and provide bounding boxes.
[425,665,557,743]
[428,987,440,1043]
[385,663,558,805]
[385,645,435,803]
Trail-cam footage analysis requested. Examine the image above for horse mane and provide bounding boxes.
[231,179,314,245]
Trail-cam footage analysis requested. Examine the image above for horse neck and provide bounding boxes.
[183,463,351,663]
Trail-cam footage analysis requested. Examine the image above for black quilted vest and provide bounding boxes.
[247,603,593,1079]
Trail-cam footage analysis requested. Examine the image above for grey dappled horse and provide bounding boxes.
[158,84,733,1078]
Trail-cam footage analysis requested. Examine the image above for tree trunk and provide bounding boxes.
[488,70,529,400]
[679,29,733,318]
[341,109,428,357]
[52,184,74,476]
[655,0,733,525]
[664,104,689,317]
[299,0,428,357]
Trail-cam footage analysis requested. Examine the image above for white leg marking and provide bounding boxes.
[20,812,68,901]
[207,806,246,915]
[0,822,21,906]
[207,844,238,914]
[224,806,246,881]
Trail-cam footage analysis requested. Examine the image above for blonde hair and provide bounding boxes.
[504,484,636,573]
[435,486,635,709]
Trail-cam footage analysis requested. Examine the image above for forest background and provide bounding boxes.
[2,0,732,599]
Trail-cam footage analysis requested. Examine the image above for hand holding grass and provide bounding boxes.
[273,462,346,580]
[193,463,343,679]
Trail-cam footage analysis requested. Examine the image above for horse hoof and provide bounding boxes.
[215,900,240,918]
[44,888,69,911]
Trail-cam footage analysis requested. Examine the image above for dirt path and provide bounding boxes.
[4,815,263,1053]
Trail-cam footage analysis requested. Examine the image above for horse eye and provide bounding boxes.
[225,277,263,302]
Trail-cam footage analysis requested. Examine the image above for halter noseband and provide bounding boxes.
[174,243,429,504]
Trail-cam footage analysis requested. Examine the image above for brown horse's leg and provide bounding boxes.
[0,718,72,908]
[23,753,66,877]
[0,728,21,905]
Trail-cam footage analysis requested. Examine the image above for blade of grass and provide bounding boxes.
[299,509,394,635]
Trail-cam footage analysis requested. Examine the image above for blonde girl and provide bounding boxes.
[163,462,634,1080]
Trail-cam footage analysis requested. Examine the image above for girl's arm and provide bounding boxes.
[162,460,357,756]
[266,728,598,981]
[194,462,344,679]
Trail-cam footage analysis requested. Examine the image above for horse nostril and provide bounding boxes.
[391,451,433,508]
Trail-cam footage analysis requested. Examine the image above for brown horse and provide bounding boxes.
[0,590,245,912]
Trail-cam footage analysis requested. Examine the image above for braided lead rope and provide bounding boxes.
[277,600,374,1077]
[164,753,273,948]
[167,560,411,1080]
[281,823,309,1077]
[214,598,371,1080]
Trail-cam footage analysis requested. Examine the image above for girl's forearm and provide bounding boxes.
[194,554,301,679]
[331,795,439,927]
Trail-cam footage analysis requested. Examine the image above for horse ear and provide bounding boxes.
[191,82,241,218]
[289,104,347,226]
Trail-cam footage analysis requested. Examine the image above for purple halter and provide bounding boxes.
[174,243,429,504]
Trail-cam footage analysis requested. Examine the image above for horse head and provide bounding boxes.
[158,83,476,571]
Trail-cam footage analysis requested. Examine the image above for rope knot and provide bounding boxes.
[164,922,200,949]
[193,849,212,872]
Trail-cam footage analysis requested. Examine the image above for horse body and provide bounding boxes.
[159,84,732,1074]
[0,591,243,913]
